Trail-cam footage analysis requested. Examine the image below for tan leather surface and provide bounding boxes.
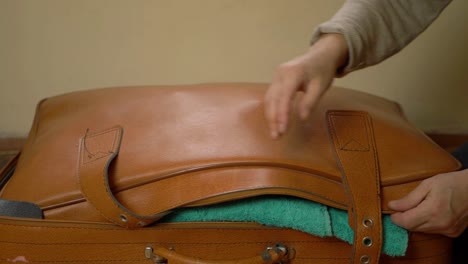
[328,111,382,264]
[0,83,459,263]
[0,217,452,264]
[0,84,460,223]
[150,245,290,264]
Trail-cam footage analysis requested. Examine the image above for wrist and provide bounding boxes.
[310,33,349,74]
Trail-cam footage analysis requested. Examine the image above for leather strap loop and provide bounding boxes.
[327,111,382,264]
[78,126,164,228]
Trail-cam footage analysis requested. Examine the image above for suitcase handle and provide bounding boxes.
[145,243,294,264]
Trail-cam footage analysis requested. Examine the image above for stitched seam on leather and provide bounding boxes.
[0,237,442,246]
[77,128,123,227]
[79,130,345,224]
[98,128,143,225]
[77,143,120,227]
[0,240,343,245]
[81,131,113,164]
[111,163,342,193]
[42,196,344,216]
[1,222,335,231]
[368,115,383,261]
[345,112,382,261]
[149,186,346,216]
[327,113,357,260]
[328,112,382,262]
[0,252,451,261]
[363,113,382,262]
[42,165,344,211]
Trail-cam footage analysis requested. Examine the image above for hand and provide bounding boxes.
[388,169,468,237]
[264,33,348,139]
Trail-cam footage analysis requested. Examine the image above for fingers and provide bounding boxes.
[388,178,433,211]
[389,172,468,237]
[265,65,304,139]
[299,80,328,120]
[265,71,331,138]
[390,200,432,231]
[388,178,433,230]
[390,197,465,237]
[264,34,348,139]
[264,87,279,139]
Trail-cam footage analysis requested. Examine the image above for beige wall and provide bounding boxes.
[1,0,467,137]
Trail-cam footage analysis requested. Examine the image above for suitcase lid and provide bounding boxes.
[0,83,460,223]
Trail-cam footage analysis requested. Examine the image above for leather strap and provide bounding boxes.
[78,126,164,228]
[76,126,351,229]
[327,111,382,264]
[147,243,292,264]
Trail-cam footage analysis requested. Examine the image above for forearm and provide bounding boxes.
[311,0,452,75]
[309,34,349,74]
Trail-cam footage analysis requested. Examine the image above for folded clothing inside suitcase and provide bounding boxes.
[162,195,408,256]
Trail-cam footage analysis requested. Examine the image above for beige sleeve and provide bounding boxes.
[310,0,452,75]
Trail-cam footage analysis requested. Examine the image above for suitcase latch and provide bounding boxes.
[145,246,167,263]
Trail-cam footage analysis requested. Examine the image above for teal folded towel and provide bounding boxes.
[162,196,408,256]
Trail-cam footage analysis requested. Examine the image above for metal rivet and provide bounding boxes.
[363,218,373,228]
[362,237,373,247]
[144,246,153,258]
[119,214,128,223]
[360,255,370,264]
[137,221,146,227]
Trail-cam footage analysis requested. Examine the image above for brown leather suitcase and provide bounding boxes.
[0,83,460,263]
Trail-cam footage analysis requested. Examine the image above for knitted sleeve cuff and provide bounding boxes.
[310,0,452,77]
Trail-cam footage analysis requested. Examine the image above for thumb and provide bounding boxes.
[388,179,432,211]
